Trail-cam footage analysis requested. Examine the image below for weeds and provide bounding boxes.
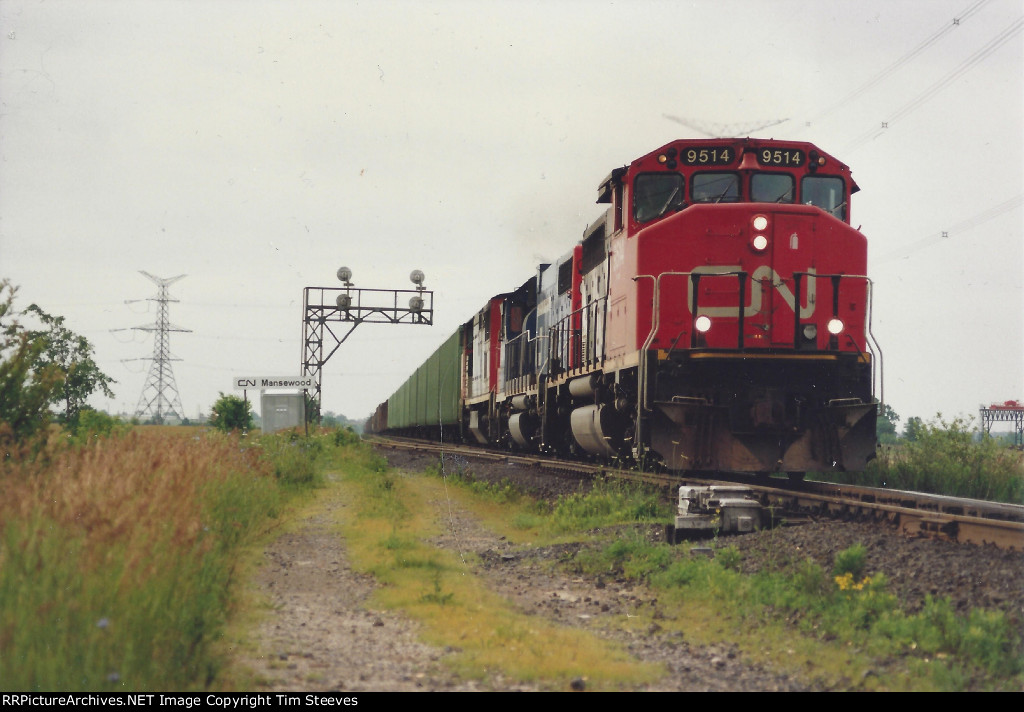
[549,479,667,533]
[0,426,330,691]
[337,456,665,689]
[820,415,1024,504]
[832,543,867,579]
[420,577,455,606]
[568,534,1023,689]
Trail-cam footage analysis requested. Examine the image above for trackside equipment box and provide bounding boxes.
[261,393,305,434]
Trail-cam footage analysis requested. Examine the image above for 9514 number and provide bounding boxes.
[758,148,803,166]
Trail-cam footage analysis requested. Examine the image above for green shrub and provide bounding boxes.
[716,545,742,571]
[550,480,666,532]
[833,544,868,579]
[67,408,129,445]
[208,393,253,433]
[820,415,1024,504]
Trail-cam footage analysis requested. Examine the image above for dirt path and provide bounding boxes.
[227,471,811,692]
[231,486,488,692]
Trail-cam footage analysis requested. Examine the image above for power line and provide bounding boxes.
[810,0,992,125]
[873,194,1023,265]
[846,14,1024,152]
[662,114,789,138]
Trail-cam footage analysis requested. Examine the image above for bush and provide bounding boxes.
[822,415,1024,504]
[208,393,253,433]
[68,408,128,444]
[833,544,867,579]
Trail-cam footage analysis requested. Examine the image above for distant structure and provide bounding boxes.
[979,400,1024,447]
[130,272,190,423]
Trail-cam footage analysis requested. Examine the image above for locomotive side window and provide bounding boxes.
[691,172,740,203]
[751,173,794,203]
[557,260,573,294]
[633,173,684,222]
[802,176,847,220]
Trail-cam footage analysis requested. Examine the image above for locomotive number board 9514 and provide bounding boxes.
[757,148,804,166]
[679,147,734,165]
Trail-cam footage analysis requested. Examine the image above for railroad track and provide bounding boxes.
[366,435,1024,551]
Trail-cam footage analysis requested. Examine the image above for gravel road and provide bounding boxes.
[228,447,1024,692]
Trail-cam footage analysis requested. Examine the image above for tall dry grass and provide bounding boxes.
[0,428,289,691]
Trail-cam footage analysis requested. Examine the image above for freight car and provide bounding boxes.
[369,138,880,477]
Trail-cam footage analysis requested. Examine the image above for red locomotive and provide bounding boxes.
[371,138,879,477]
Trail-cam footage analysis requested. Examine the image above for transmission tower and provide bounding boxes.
[130,272,190,423]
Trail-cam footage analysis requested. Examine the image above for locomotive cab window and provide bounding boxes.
[691,172,740,203]
[802,176,847,220]
[633,173,684,223]
[751,173,794,203]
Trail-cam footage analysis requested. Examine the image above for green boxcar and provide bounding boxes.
[386,328,463,430]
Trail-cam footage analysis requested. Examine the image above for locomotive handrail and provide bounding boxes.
[793,272,884,405]
[503,330,545,389]
[635,270,742,414]
[503,329,553,394]
[547,297,608,375]
[635,269,883,412]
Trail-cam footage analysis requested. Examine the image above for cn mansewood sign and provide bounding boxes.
[233,376,315,391]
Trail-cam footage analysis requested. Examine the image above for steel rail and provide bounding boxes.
[366,435,1024,550]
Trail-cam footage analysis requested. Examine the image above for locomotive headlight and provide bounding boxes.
[802,324,817,340]
[752,215,769,231]
[827,318,844,335]
[694,315,712,333]
[751,234,769,251]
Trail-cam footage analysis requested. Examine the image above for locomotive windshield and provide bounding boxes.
[751,173,794,203]
[691,172,740,203]
[802,176,846,220]
[634,173,685,222]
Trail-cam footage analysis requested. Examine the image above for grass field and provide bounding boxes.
[0,426,328,691]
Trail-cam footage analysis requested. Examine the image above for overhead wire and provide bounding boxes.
[845,14,1024,152]
[872,193,1023,265]
[810,0,993,125]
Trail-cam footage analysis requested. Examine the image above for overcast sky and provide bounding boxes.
[1,0,1021,431]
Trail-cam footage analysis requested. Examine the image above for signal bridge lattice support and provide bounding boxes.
[301,279,433,422]
[979,405,1024,448]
